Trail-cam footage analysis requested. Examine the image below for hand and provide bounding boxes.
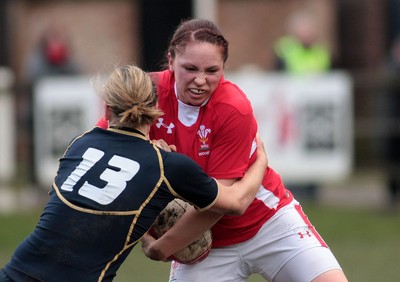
[152,139,177,152]
[141,233,169,261]
[255,133,268,169]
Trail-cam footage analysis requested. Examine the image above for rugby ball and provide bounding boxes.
[151,199,212,264]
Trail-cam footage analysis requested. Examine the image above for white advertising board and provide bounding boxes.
[0,93,15,181]
[34,76,103,187]
[226,71,353,183]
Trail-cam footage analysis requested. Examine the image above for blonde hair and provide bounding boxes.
[96,65,163,128]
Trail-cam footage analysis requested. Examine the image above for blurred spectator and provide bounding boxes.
[20,27,80,183]
[273,11,332,201]
[274,10,331,74]
[25,27,80,82]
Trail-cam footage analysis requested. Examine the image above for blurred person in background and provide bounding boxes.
[25,26,80,82]
[117,18,348,282]
[19,26,80,183]
[0,64,267,282]
[274,10,331,74]
[273,11,332,201]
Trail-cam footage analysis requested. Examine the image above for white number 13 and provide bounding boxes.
[60,147,140,205]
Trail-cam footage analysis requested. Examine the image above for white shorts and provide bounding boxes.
[169,200,342,282]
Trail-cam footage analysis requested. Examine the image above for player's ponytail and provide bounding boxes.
[96,65,163,128]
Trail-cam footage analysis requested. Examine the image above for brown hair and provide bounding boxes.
[167,18,229,63]
[96,65,163,128]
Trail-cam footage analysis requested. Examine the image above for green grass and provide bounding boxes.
[1,204,400,281]
[303,204,400,282]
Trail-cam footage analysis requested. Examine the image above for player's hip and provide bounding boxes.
[169,200,331,281]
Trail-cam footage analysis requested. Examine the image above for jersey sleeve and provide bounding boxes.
[163,152,219,211]
[207,96,258,179]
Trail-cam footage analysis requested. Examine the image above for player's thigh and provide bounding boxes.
[273,247,343,282]
[242,201,336,280]
[312,269,348,282]
[169,247,248,282]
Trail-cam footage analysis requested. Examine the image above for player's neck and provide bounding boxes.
[135,125,150,138]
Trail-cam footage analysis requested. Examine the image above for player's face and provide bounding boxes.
[169,41,224,106]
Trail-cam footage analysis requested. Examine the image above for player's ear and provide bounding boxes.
[105,105,112,121]
[167,52,173,72]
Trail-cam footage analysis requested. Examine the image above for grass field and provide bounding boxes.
[1,203,400,281]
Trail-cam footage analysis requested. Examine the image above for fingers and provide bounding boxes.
[255,133,265,152]
[152,139,176,152]
[255,133,268,167]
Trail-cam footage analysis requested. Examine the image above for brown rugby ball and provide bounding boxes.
[150,199,212,264]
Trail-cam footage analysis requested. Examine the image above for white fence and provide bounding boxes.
[33,76,103,187]
[0,67,15,183]
[226,71,353,183]
[31,72,353,187]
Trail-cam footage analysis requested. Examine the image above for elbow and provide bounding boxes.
[226,201,248,216]
[144,245,169,261]
[215,190,253,215]
[227,208,245,216]
[234,196,254,215]
[231,209,245,216]
[141,234,169,261]
[235,204,248,215]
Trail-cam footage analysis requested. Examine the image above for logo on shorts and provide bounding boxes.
[156,118,175,134]
[197,125,211,155]
[296,227,312,239]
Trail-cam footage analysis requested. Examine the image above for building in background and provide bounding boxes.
[0,0,395,191]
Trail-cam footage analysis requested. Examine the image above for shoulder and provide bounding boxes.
[162,151,218,209]
[149,70,176,103]
[149,71,173,89]
[210,78,253,116]
[163,151,198,171]
[162,151,210,182]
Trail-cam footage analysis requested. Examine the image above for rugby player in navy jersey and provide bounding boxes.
[0,65,267,282]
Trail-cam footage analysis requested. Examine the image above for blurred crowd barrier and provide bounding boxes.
[1,71,354,188]
[227,71,353,184]
[33,76,103,187]
[0,67,16,184]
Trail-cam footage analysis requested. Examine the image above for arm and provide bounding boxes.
[141,135,267,261]
[141,207,222,261]
[209,134,267,215]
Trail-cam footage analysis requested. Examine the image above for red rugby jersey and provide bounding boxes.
[148,70,294,247]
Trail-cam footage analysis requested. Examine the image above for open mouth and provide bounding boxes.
[190,88,206,95]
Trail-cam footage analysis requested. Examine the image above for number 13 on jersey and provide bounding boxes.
[60,147,140,205]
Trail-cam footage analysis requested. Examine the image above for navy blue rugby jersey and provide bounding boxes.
[3,126,218,282]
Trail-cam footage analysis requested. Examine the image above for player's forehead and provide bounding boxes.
[174,42,224,67]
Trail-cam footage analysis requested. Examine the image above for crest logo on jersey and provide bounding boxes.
[197,125,211,155]
[156,118,175,134]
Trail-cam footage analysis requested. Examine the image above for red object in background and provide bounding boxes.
[45,39,68,65]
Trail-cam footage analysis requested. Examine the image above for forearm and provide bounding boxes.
[213,136,267,215]
[142,207,222,261]
[231,148,267,205]
[141,233,166,261]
